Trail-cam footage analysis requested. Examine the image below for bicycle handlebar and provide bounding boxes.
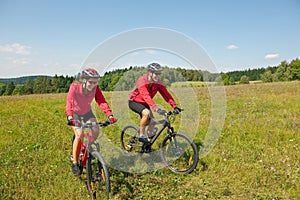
[85,121,112,127]
[166,108,184,116]
[67,120,113,128]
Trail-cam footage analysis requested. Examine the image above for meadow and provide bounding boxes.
[0,81,299,199]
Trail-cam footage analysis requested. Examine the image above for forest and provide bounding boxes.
[0,75,74,96]
[0,58,299,96]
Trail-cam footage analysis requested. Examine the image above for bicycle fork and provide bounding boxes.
[166,129,182,157]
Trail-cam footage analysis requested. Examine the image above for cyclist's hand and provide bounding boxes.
[67,119,77,126]
[67,116,73,125]
[109,115,117,124]
[173,107,182,114]
[67,116,81,126]
[157,108,167,116]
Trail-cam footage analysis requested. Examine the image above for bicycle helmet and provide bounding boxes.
[80,68,100,79]
[147,63,163,73]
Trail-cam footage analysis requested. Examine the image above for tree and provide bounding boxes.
[33,76,48,94]
[239,75,250,84]
[113,67,143,91]
[290,58,300,80]
[24,80,34,94]
[3,82,15,95]
[218,73,234,85]
[109,75,121,91]
[12,85,24,95]
[229,77,235,85]
[214,75,224,86]
[0,84,6,96]
[273,61,292,81]
[161,67,185,86]
[261,70,273,82]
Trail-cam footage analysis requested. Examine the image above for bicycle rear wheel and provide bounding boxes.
[86,151,110,199]
[120,125,142,153]
[160,132,198,174]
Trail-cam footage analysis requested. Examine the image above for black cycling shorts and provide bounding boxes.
[73,110,96,122]
[128,100,154,119]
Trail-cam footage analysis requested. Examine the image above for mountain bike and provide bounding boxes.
[120,110,198,174]
[69,119,111,199]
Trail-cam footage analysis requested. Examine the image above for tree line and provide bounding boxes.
[0,75,74,96]
[0,58,299,96]
[218,58,300,85]
[260,59,300,82]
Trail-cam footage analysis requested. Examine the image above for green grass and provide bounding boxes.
[0,81,299,199]
[171,81,211,88]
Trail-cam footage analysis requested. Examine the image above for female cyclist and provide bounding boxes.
[66,68,117,176]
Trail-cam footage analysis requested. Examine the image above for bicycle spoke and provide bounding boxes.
[86,151,110,199]
[161,133,198,174]
[121,125,143,153]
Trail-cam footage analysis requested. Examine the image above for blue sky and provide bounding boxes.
[0,0,299,78]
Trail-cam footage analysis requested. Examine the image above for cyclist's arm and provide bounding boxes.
[66,83,75,117]
[94,86,113,117]
[138,83,159,111]
[158,84,177,108]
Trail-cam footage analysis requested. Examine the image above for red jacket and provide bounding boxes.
[128,73,176,111]
[66,82,112,117]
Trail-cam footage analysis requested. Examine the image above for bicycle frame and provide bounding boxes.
[80,127,97,166]
[78,121,109,166]
[141,112,176,150]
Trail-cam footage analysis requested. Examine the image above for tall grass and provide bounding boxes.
[0,81,299,199]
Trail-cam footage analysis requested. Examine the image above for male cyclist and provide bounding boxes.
[128,63,182,143]
[66,68,117,176]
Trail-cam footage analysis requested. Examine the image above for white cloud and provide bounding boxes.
[0,43,31,55]
[226,44,239,50]
[265,53,279,59]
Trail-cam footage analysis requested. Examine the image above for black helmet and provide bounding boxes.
[80,68,100,79]
[147,63,163,73]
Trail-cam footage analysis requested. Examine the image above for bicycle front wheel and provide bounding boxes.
[160,132,198,174]
[86,151,110,199]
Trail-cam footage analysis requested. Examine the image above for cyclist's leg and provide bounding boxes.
[72,112,84,165]
[72,127,83,164]
[129,101,150,137]
[71,127,83,176]
[140,108,151,137]
[146,117,156,138]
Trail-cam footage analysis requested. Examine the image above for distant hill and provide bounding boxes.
[0,75,52,85]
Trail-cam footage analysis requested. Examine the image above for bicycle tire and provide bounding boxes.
[120,125,142,153]
[160,132,198,174]
[86,151,110,199]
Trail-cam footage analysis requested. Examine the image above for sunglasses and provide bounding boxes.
[88,80,98,85]
[153,72,161,76]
